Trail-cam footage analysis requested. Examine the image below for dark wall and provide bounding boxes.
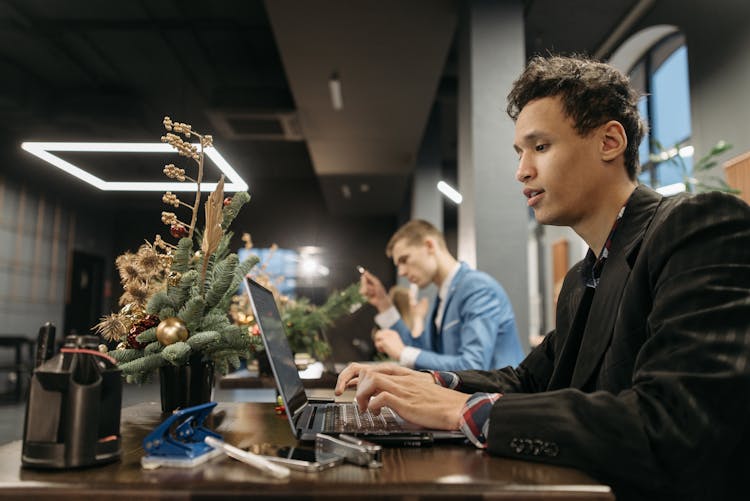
[109,176,397,307]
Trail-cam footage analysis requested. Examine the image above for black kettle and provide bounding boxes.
[22,327,122,469]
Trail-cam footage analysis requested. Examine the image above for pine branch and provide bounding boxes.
[109,349,143,364]
[222,191,250,229]
[179,297,206,333]
[159,306,176,319]
[118,353,166,375]
[171,238,194,273]
[200,312,232,332]
[168,269,199,311]
[213,231,233,263]
[162,341,191,365]
[214,358,229,376]
[136,326,157,344]
[187,330,221,351]
[146,291,172,316]
[206,254,238,308]
[144,341,164,354]
[217,254,260,311]
[219,324,248,351]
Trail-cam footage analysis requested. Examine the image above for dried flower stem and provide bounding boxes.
[146,238,176,250]
[187,131,205,240]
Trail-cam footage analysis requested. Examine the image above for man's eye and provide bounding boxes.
[535,144,548,152]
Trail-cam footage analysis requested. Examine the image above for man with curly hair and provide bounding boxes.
[337,55,750,500]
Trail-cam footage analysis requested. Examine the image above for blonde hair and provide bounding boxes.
[385,219,446,258]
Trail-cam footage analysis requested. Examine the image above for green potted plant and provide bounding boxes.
[650,139,740,194]
[94,117,260,411]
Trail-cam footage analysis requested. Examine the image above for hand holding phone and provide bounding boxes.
[358,268,391,312]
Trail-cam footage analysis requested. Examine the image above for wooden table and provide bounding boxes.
[0,402,613,500]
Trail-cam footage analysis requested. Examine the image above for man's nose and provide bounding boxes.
[515,155,534,183]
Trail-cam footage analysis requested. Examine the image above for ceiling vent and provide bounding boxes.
[206,110,303,141]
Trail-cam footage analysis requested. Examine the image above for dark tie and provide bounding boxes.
[431,295,442,352]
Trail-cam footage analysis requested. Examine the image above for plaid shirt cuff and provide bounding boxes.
[459,392,501,449]
[428,370,460,389]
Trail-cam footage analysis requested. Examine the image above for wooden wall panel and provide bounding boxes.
[724,151,750,205]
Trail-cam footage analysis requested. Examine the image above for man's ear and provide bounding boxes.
[600,120,627,162]
[424,237,437,254]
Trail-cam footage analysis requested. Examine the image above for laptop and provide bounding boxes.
[244,277,465,443]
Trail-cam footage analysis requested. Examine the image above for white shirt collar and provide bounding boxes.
[438,261,462,302]
[434,261,462,329]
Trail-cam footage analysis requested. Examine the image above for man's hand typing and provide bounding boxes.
[334,362,469,431]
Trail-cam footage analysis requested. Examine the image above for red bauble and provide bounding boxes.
[170,224,188,238]
[223,197,232,206]
[141,314,160,329]
[127,314,160,349]
[127,330,147,350]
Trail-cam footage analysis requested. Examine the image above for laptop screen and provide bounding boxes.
[244,278,308,418]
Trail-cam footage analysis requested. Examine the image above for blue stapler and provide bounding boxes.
[141,402,224,469]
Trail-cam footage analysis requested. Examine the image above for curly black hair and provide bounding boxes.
[507,55,647,180]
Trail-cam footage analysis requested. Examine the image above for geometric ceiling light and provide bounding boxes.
[20,141,248,192]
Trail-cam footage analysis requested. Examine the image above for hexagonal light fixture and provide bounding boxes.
[21,141,248,192]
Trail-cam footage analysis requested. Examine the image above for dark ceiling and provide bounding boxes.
[0,0,642,216]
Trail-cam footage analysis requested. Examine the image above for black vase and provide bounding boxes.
[159,354,215,413]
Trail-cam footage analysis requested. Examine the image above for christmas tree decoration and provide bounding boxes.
[93,116,261,384]
[170,224,188,238]
[228,233,365,365]
[230,281,364,364]
[156,317,189,345]
[281,283,364,361]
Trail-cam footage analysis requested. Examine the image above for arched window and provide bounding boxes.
[627,32,692,193]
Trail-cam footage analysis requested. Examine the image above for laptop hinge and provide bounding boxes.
[292,402,308,428]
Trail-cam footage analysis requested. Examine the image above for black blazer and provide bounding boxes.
[455,186,750,500]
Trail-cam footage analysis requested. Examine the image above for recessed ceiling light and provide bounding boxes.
[437,180,463,204]
[328,72,343,111]
[20,141,248,192]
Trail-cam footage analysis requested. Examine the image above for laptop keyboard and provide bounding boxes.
[324,403,402,433]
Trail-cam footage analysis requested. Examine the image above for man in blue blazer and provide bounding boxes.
[360,220,524,371]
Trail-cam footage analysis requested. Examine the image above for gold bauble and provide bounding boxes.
[156,317,188,346]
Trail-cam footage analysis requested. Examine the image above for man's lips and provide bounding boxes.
[523,188,545,206]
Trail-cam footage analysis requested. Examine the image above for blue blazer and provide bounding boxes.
[389,262,523,371]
